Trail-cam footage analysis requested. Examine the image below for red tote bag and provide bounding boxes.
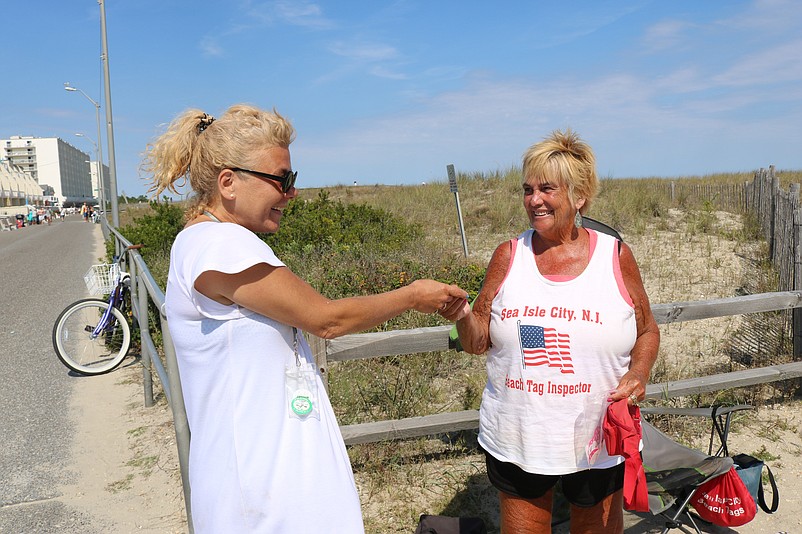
[691,466,756,527]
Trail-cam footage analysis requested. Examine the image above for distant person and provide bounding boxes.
[80,202,89,222]
[455,129,659,533]
[143,104,469,533]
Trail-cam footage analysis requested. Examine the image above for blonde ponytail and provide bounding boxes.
[142,104,295,219]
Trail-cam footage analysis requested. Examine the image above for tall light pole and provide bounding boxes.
[75,133,106,215]
[99,0,120,227]
[64,83,106,213]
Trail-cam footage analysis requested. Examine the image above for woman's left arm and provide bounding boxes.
[611,242,660,404]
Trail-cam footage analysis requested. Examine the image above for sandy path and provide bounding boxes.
[60,365,186,533]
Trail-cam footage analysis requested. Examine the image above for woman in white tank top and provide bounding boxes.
[456,129,659,534]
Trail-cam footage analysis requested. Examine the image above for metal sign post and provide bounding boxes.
[447,164,469,258]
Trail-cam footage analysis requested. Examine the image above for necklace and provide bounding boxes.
[202,210,222,223]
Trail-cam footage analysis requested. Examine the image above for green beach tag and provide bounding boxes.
[290,390,314,417]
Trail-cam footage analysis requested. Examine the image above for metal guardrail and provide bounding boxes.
[101,220,194,533]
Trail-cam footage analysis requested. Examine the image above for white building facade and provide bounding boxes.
[88,160,112,209]
[0,160,42,216]
[1,136,104,208]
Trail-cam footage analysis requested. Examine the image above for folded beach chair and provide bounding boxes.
[642,405,753,457]
[641,419,735,533]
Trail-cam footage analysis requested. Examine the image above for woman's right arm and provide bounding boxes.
[194,264,469,339]
[455,241,511,354]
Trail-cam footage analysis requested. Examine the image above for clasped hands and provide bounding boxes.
[436,296,472,321]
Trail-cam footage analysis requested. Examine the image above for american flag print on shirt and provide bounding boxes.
[517,322,574,374]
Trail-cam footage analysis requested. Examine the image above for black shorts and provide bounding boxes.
[483,449,624,508]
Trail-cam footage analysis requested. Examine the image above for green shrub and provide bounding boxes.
[113,201,185,264]
[264,190,422,256]
[262,190,486,331]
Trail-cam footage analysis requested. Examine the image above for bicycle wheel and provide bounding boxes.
[52,298,131,376]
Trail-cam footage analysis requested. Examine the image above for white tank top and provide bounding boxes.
[478,229,636,475]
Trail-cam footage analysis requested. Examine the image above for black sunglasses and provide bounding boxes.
[230,167,297,193]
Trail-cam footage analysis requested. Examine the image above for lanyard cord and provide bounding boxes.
[293,327,301,366]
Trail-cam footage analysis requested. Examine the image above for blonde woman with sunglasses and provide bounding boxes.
[144,104,469,533]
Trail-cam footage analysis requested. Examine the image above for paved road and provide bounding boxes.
[0,217,109,532]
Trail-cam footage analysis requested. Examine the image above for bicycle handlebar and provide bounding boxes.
[113,244,145,267]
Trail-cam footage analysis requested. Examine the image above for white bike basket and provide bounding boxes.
[83,263,120,295]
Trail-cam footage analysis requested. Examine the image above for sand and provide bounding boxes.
[60,365,187,533]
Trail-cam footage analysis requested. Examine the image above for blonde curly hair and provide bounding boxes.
[142,104,295,219]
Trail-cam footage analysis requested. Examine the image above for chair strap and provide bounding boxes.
[758,463,779,513]
[716,409,779,514]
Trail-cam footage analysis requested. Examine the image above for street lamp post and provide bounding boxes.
[75,133,106,214]
[99,0,120,228]
[64,83,107,215]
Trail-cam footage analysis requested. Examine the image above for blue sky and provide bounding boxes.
[2,0,801,197]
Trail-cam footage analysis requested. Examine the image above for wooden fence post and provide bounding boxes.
[744,181,750,213]
[791,207,802,361]
[308,334,330,392]
[761,168,771,242]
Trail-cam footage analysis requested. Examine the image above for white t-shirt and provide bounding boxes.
[166,222,364,533]
[479,229,636,475]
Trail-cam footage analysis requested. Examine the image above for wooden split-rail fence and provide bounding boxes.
[308,291,802,445]
[309,165,802,445]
